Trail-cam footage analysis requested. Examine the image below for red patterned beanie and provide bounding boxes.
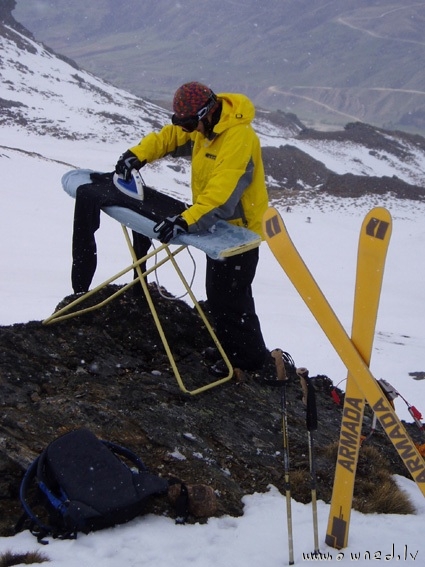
[173,82,216,118]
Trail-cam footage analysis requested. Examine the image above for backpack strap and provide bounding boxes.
[15,453,56,543]
[36,445,76,535]
[101,440,147,472]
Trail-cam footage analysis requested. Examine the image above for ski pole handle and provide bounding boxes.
[271,348,288,381]
[298,366,309,404]
[297,367,318,432]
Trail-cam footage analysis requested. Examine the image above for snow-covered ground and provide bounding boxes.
[2,477,424,567]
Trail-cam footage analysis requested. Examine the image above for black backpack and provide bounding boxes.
[17,428,188,542]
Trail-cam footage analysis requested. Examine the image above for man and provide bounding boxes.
[116,81,285,379]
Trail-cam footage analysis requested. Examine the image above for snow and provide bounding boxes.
[1,24,425,565]
[1,480,423,566]
[1,134,425,567]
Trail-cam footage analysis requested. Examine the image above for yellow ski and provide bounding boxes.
[262,208,425,519]
[325,207,392,549]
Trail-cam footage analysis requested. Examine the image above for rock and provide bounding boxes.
[0,284,421,536]
[168,483,218,518]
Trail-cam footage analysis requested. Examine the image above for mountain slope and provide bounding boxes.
[12,0,425,134]
[0,21,170,143]
[1,10,425,203]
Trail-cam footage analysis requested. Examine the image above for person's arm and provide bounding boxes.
[130,124,193,162]
[116,125,193,179]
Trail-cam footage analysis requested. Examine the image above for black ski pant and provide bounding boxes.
[205,247,267,371]
[71,172,151,294]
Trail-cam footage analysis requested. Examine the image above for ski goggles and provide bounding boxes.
[171,94,217,132]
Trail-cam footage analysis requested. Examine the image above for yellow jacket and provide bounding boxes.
[129,93,268,237]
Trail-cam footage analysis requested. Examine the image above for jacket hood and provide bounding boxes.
[213,93,255,135]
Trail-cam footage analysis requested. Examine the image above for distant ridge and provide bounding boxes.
[1,8,425,201]
[12,0,425,136]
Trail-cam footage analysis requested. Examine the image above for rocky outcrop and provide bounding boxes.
[0,285,420,536]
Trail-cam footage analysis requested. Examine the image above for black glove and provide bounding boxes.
[153,215,188,243]
[115,150,145,181]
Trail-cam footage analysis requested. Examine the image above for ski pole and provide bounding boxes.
[271,349,295,565]
[361,413,378,445]
[378,379,425,439]
[297,367,320,556]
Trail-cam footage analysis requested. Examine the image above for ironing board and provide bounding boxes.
[43,169,260,394]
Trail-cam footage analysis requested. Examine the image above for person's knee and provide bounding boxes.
[76,184,98,204]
